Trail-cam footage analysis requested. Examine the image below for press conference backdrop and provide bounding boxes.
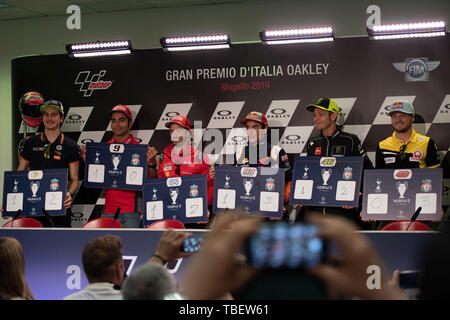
[11,35,450,225]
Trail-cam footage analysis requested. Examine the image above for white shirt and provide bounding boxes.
[63,282,122,300]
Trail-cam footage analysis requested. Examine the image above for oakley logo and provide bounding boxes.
[270,108,286,115]
[71,212,83,219]
[166,111,180,118]
[284,135,301,141]
[217,110,232,116]
[69,114,82,121]
[231,135,247,143]
[74,70,112,97]
[80,138,94,144]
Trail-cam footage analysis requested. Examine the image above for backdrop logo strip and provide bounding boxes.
[207,101,245,128]
[432,95,450,124]
[155,103,193,130]
[61,106,94,132]
[77,131,106,145]
[280,126,314,154]
[129,130,155,145]
[265,99,300,127]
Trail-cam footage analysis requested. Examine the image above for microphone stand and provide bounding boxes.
[11,209,22,227]
[406,207,422,231]
[42,208,54,228]
[112,207,121,227]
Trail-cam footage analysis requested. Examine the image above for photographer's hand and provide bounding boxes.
[149,230,194,264]
[181,214,262,300]
[307,214,405,300]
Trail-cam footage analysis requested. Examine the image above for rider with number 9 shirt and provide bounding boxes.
[80,105,152,228]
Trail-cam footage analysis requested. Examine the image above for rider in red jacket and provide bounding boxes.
[147,115,214,210]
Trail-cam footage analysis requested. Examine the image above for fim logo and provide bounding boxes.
[393,58,440,82]
[74,70,112,97]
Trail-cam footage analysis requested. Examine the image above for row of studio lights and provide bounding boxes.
[66,20,446,57]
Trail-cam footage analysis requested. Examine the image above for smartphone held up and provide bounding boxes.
[245,222,327,270]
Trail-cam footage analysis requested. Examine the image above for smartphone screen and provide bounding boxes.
[399,270,422,289]
[246,222,326,269]
[181,236,203,253]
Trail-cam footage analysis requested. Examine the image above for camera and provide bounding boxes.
[398,270,422,289]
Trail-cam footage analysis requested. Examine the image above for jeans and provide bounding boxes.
[101,212,142,228]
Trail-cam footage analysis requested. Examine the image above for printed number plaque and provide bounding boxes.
[3,169,68,217]
[143,174,208,225]
[84,142,148,190]
[289,156,363,207]
[213,165,285,218]
[362,168,442,221]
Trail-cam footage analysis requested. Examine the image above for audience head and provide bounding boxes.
[122,263,177,300]
[0,237,34,300]
[82,234,124,286]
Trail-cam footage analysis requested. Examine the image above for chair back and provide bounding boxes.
[145,219,185,229]
[2,218,43,228]
[381,220,431,231]
[82,217,123,229]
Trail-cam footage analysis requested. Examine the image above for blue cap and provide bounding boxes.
[387,100,415,116]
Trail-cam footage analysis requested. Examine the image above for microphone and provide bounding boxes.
[406,207,422,231]
[42,208,54,228]
[112,207,121,227]
[288,207,298,225]
[11,209,22,227]
[13,209,22,220]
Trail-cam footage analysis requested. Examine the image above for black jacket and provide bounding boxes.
[306,129,373,169]
[234,140,292,182]
[304,129,373,224]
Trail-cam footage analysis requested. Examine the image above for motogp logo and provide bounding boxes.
[74,70,112,97]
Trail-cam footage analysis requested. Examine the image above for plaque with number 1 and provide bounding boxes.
[3,169,68,217]
[143,174,208,225]
[289,156,363,207]
[84,142,148,190]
